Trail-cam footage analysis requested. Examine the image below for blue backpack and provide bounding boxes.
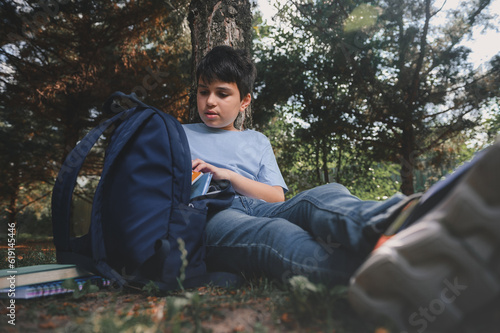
[51,92,237,291]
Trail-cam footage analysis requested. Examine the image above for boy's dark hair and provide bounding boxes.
[196,45,257,100]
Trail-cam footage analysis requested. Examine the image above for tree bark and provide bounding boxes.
[321,140,330,184]
[400,124,416,195]
[398,0,431,195]
[335,136,343,183]
[188,0,253,128]
[7,166,20,233]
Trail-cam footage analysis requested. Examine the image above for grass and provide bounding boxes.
[0,238,389,332]
[4,239,500,332]
[2,282,382,333]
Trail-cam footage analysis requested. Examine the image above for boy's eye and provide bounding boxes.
[217,92,229,98]
[198,90,209,95]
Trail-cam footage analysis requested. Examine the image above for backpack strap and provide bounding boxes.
[90,108,157,283]
[51,108,132,253]
[52,92,151,286]
[102,91,149,113]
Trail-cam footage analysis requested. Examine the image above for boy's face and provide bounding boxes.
[197,78,251,131]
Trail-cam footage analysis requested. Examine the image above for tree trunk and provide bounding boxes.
[398,0,430,196]
[314,141,321,184]
[8,191,18,231]
[335,136,343,183]
[321,140,330,184]
[188,0,253,128]
[400,124,416,195]
[7,167,21,233]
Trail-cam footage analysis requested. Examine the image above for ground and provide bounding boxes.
[1,278,377,333]
[0,240,382,332]
[2,240,500,332]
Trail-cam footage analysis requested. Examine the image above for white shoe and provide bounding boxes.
[348,140,500,333]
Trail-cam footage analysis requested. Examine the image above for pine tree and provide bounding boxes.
[255,0,499,194]
[0,0,192,227]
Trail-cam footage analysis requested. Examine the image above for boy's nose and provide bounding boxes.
[206,93,216,106]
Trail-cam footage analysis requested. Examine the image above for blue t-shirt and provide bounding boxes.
[183,123,288,193]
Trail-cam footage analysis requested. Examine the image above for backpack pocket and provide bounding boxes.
[151,203,208,289]
[191,179,235,213]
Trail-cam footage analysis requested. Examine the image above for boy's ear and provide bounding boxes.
[240,93,252,112]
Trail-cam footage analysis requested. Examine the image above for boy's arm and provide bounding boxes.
[224,171,285,203]
[192,159,285,203]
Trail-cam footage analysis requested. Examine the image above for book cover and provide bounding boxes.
[190,172,213,199]
[192,171,203,184]
[0,264,92,289]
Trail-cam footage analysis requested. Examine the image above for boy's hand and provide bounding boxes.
[191,159,285,202]
[191,159,231,180]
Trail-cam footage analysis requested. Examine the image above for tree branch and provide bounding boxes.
[15,190,51,213]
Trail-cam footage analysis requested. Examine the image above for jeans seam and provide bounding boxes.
[269,195,363,226]
[207,243,337,274]
[238,196,252,215]
[359,193,405,220]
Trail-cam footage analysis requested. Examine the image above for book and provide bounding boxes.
[192,171,203,184]
[0,264,92,289]
[190,172,213,199]
[0,276,111,299]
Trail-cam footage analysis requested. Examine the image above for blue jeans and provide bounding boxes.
[205,183,405,286]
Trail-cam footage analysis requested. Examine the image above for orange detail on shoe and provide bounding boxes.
[374,234,393,251]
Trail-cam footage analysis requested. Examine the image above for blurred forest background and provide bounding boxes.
[1,0,500,238]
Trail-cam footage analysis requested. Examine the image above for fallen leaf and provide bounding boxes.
[39,321,57,329]
[374,328,390,333]
[281,312,292,323]
[233,324,245,331]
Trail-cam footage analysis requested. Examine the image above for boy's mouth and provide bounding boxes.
[204,110,219,118]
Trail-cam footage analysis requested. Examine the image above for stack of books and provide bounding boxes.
[191,171,213,199]
[0,264,110,299]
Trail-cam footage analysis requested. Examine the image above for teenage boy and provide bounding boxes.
[183,45,500,331]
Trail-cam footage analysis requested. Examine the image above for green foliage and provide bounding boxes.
[46,301,82,317]
[2,238,379,332]
[0,0,192,227]
[345,162,401,201]
[98,311,155,333]
[264,100,483,200]
[62,278,100,299]
[344,4,380,33]
[0,244,56,269]
[176,237,189,291]
[285,276,374,332]
[254,0,500,195]
[0,0,194,235]
[252,7,272,41]
[288,276,348,319]
[142,280,161,296]
[262,104,400,199]
[14,207,51,236]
